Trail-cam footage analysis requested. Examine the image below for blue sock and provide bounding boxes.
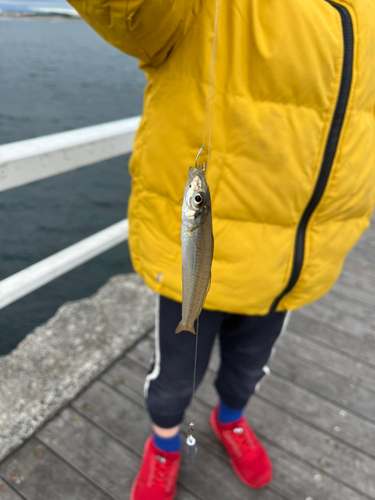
[153,431,181,452]
[218,401,244,424]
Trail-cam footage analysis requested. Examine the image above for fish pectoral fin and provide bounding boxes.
[175,321,196,335]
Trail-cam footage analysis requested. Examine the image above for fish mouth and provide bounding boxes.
[188,167,207,191]
[189,166,205,177]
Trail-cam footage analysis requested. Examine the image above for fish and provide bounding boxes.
[175,166,214,334]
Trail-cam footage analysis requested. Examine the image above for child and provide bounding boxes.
[69,0,375,498]
[131,295,287,499]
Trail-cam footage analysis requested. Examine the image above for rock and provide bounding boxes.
[0,273,155,462]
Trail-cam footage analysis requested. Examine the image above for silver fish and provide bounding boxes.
[175,166,214,334]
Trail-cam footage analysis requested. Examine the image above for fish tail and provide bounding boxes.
[175,321,196,335]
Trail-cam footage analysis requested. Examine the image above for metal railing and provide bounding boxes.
[0,117,141,309]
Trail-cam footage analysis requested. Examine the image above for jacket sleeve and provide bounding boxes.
[68,0,203,68]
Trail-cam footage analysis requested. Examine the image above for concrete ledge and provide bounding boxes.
[0,273,155,462]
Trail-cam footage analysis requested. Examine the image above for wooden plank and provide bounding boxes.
[329,287,375,319]
[72,381,283,500]
[126,337,155,370]
[37,407,199,500]
[289,312,375,366]
[186,397,366,500]
[300,302,375,351]
[339,270,375,300]
[348,232,375,256]
[101,355,146,405]
[278,332,375,392]
[258,374,375,457]
[99,353,371,500]
[38,407,138,500]
[0,439,110,500]
[341,259,375,288]
[350,224,375,248]
[179,451,284,500]
[304,292,375,334]
[72,380,151,451]
[332,274,375,309]
[196,370,375,498]
[270,349,375,422]
[0,478,25,500]
[351,243,375,267]
[266,444,366,500]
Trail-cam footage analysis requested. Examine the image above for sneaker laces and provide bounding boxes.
[153,455,173,486]
[231,426,256,453]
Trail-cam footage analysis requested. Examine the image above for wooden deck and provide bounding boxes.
[1,226,375,500]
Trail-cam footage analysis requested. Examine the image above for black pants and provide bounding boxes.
[145,295,287,428]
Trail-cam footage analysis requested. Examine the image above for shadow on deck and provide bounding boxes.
[1,224,375,500]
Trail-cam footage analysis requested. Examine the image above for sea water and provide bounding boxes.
[0,18,146,354]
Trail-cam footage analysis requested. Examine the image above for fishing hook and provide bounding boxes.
[195,145,205,170]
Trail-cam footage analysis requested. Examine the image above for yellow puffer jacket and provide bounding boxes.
[70,0,375,314]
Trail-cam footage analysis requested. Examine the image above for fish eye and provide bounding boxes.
[195,194,202,204]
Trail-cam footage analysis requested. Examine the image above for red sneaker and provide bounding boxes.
[130,436,181,500]
[210,405,272,488]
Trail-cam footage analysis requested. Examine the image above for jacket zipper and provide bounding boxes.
[269,1,354,313]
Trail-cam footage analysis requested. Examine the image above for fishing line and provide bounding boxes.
[206,0,220,170]
[185,0,220,461]
[196,0,220,172]
[192,316,199,416]
[184,317,199,460]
